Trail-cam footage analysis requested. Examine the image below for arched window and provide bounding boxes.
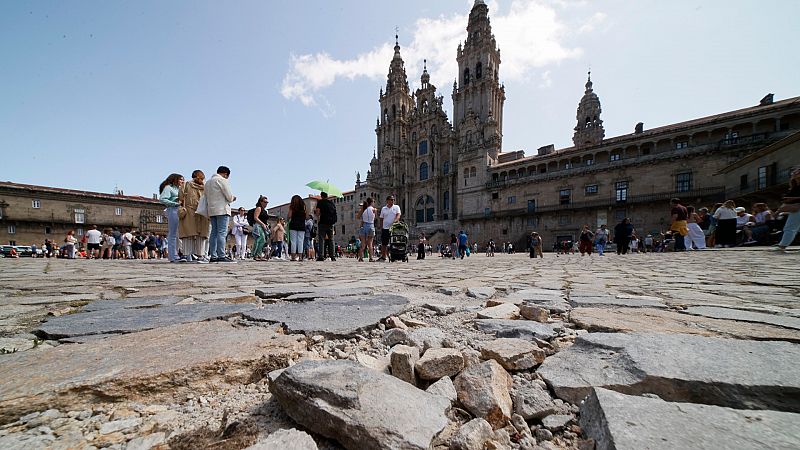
[415,195,435,223]
[419,162,429,181]
[470,167,477,178]
[392,104,397,119]
[422,100,428,113]
[463,68,470,85]
[464,168,470,179]
[443,161,450,175]
[476,62,482,79]
[412,132,417,143]
[443,191,450,211]
[383,109,388,122]
[418,140,428,156]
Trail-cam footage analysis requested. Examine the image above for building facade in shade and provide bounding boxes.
[316,0,800,250]
[0,182,168,246]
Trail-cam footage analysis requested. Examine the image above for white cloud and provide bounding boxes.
[281,1,605,113]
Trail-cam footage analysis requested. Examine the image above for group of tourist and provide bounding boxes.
[154,168,408,264]
[524,166,800,257]
[11,167,798,262]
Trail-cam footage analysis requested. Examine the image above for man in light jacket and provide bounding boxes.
[205,166,236,262]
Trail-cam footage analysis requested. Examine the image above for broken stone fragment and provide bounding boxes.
[386,316,408,330]
[467,287,497,300]
[476,304,520,320]
[422,303,458,315]
[415,348,464,380]
[245,428,318,450]
[426,377,457,404]
[541,414,573,431]
[455,360,513,429]
[270,360,450,450]
[519,304,549,322]
[450,418,494,450]
[390,345,419,385]
[407,327,447,353]
[381,328,408,347]
[512,379,557,420]
[480,338,545,371]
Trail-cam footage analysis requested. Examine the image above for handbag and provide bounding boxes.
[242,224,253,235]
[779,203,800,213]
[196,195,209,218]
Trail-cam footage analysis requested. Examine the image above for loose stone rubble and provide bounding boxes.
[0,250,798,449]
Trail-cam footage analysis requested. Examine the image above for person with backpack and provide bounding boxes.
[314,192,337,261]
[249,196,270,261]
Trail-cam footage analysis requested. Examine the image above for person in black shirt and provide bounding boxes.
[315,192,337,261]
[613,218,634,255]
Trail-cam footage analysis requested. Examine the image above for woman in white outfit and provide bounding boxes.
[232,207,249,259]
[685,206,707,249]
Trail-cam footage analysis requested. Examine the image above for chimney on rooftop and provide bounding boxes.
[760,93,774,106]
[635,122,644,134]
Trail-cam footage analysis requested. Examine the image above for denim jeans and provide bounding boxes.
[209,214,229,259]
[166,206,179,261]
[596,240,606,255]
[289,230,305,254]
[779,210,800,247]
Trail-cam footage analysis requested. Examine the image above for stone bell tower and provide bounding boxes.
[573,71,605,147]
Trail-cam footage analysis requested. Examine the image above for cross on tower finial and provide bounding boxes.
[395,26,399,45]
[423,59,427,70]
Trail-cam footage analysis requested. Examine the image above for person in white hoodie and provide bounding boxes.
[205,166,236,262]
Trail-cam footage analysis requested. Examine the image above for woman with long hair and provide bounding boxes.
[776,167,800,250]
[158,173,184,262]
[713,200,737,248]
[359,197,377,262]
[251,196,270,261]
[272,217,286,259]
[178,170,210,262]
[685,206,706,249]
[287,195,307,261]
[232,207,249,259]
[64,230,77,259]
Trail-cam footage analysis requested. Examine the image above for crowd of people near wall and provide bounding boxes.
[8,167,799,260]
[530,167,800,257]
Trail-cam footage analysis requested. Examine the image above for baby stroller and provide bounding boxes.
[389,221,409,262]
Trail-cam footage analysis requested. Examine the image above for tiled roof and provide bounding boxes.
[0,181,161,203]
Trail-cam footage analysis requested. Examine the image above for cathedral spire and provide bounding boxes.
[573,71,605,147]
[386,33,409,95]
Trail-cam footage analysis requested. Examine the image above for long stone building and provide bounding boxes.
[0,182,167,246]
[327,0,800,249]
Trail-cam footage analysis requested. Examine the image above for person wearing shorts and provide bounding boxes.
[359,197,377,262]
[85,225,102,259]
[378,195,401,261]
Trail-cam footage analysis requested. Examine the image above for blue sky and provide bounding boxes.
[2,0,798,208]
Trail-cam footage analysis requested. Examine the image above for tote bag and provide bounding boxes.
[196,195,210,218]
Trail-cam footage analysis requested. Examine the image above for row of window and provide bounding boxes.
[5,214,164,235]
[491,173,694,208]
[27,200,125,216]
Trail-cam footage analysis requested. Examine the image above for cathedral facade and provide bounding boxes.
[331,0,800,249]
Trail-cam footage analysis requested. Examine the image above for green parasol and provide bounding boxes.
[305,180,344,198]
